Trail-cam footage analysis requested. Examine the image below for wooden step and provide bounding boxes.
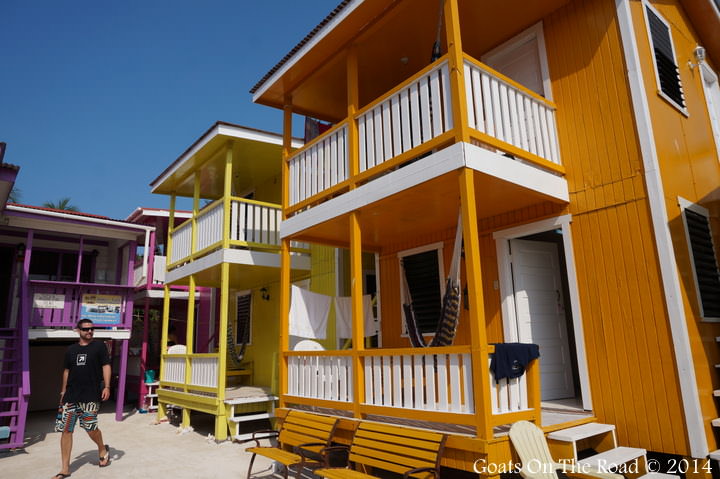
[712,418,720,427]
[577,446,646,470]
[224,395,277,406]
[709,449,720,461]
[228,412,272,423]
[547,423,615,442]
[233,431,275,442]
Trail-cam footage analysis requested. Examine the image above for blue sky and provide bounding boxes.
[1,0,340,219]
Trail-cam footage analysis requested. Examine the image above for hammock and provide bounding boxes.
[226,318,248,370]
[402,213,463,347]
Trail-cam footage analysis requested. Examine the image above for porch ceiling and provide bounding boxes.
[151,124,290,200]
[289,168,567,251]
[253,0,570,121]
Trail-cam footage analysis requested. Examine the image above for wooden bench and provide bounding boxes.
[244,409,339,479]
[315,421,446,479]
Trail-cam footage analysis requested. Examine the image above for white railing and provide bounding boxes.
[230,199,280,246]
[287,354,353,402]
[464,59,560,165]
[152,255,166,284]
[489,371,530,415]
[358,60,452,173]
[288,124,348,206]
[163,356,186,384]
[197,203,224,251]
[190,356,219,388]
[363,350,473,414]
[170,221,192,264]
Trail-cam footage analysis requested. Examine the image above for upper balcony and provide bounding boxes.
[150,122,310,288]
[252,0,571,243]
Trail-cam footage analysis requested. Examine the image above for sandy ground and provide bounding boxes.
[1,403,278,479]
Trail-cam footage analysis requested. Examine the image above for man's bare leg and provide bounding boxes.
[86,429,109,466]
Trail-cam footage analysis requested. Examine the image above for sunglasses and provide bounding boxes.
[80,327,95,332]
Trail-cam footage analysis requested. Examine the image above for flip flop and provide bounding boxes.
[52,474,71,479]
[99,444,111,467]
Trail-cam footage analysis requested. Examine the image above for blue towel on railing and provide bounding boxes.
[490,343,540,381]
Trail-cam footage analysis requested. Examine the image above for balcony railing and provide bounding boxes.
[284,344,540,434]
[285,54,562,215]
[161,352,220,390]
[134,255,167,287]
[29,280,134,328]
[169,198,308,266]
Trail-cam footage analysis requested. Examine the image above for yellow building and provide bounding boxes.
[149,122,309,440]
[250,0,720,473]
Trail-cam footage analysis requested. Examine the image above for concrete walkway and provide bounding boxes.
[1,404,277,479]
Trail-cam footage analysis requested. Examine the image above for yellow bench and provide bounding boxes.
[315,421,446,479]
[244,409,338,479]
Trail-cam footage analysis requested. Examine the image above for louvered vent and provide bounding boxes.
[646,6,686,109]
[685,209,720,319]
[402,250,441,333]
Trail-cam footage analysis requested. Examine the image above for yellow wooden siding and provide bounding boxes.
[309,244,339,350]
[629,0,720,453]
[539,0,720,456]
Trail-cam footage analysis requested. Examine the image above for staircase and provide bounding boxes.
[709,336,720,462]
[0,328,27,449]
[225,394,278,441]
[547,422,679,478]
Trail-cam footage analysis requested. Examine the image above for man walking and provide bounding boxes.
[53,319,112,478]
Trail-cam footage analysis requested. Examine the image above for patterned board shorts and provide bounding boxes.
[55,402,100,433]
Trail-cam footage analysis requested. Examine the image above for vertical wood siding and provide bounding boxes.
[540,0,720,455]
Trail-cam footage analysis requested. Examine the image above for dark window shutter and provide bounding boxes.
[236,293,252,344]
[402,250,441,333]
[646,7,685,109]
[685,209,720,318]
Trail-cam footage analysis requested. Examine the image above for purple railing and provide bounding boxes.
[28,281,134,329]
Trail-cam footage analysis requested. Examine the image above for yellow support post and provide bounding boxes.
[458,168,492,439]
[223,142,233,249]
[349,211,365,418]
[346,46,360,187]
[181,274,196,429]
[444,0,471,143]
[215,261,230,441]
[157,283,171,421]
[278,101,292,408]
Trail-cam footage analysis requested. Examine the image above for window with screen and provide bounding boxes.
[400,246,444,334]
[681,201,720,320]
[644,3,686,111]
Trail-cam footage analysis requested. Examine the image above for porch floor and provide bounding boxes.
[288,399,592,438]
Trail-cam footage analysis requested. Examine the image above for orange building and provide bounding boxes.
[251,0,720,473]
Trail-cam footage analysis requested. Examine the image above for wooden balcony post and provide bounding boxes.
[223,142,233,249]
[157,283,171,421]
[279,98,292,408]
[350,210,365,418]
[192,172,200,256]
[347,46,360,188]
[458,168,492,438]
[444,0,471,143]
[279,239,290,408]
[166,194,176,266]
[218,262,230,401]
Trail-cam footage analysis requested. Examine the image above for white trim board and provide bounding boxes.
[616,0,707,457]
[493,215,592,411]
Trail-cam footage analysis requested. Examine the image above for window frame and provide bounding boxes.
[398,242,445,336]
[679,197,720,321]
[642,1,688,115]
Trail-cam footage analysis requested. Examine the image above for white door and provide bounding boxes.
[510,239,575,400]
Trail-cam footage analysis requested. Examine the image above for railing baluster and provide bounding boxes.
[364,356,373,404]
[409,82,422,148]
[419,76,432,143]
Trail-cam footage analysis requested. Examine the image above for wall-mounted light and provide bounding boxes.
[260,287,270,301]
[16,243,25,259]
[689,45,706,69]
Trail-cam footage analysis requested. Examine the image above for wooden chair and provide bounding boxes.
[315,421,446,479]
[244,409,338,478]
[509,421,623,479]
